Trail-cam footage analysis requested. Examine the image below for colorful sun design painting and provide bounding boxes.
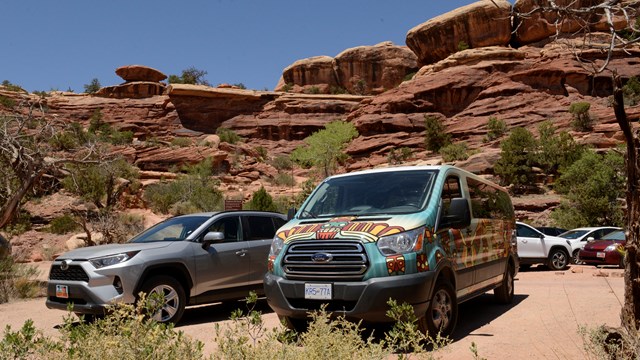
[417,253,429,272]
[386,255,406,276]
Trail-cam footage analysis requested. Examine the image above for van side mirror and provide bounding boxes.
[440,198,471,229]
[287,208,297,221]
[202,231,225,250]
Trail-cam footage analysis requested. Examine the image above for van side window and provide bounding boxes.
[441,175,462,216]
[467,178,514,220]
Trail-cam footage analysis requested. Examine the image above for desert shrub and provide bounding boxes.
[494,127,537,193]
[551,149,625,229]
[388,147,413,164]
[291,120,358,177]
[168,66,210,86]
[109,130,134,145]
[245,186,278,212]
[281,82,294,92]
[3,211,32,237]
[440,142,470,162]
[457,40,469,51]
[49,131,79,151]
[49,215,78,234]
[0,95,16,109]
[537,120,584,175]
[1,80,25,92]
[83,78,101,94]
[330,85,347,94]
[216,127,241,144]
[623,76,640,106]
[271,155,293,170]
[485,116,507,141]
[305,86,321,94]
[580,325,640,360]
[143,158,223,214]
[254,146,267,161]
[568,101,593,131]
[271,172,295,187]
[353,79,367,95]
[0,257,41,303]
[92,210,145,244]
[171,137,191,147]
[424,115,451,152]
[232,83,246,89]
[403,72,416,82]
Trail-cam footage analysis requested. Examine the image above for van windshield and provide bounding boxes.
[299,169,436,218]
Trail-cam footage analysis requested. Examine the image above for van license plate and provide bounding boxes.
[597,252,606,258]
[56,285,69,298]
[304,283,332,300]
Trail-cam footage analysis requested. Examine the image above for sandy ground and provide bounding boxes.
[0,263,625,359]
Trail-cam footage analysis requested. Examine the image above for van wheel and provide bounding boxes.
[548,249,569,270]
[418,281,457,338]
[140,276,186,324]
[494,263,514,304]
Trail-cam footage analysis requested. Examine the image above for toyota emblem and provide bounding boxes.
[60,259,72,271]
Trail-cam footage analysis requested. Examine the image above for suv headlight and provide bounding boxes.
[270,236,285,257]
[377,227,423,256]
[90,251,139,269]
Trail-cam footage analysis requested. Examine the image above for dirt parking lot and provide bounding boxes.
[0,263,625,359]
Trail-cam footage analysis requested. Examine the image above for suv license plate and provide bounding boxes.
[597,252,606,258]
[304,283,332,300]
[56,285,69,299]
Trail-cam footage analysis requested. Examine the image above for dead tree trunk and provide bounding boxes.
[613,74,640,332]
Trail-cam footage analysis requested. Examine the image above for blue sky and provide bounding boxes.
[2,1,484,93]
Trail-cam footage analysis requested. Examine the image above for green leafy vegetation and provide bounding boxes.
[304,86,321,94]
[281,82,294,92]
[440,142,470,162]
[143,158,223,214]
[330,85,347,94]
[1,80,25,92]
[493,127,538,193]
[0,95,16,109]
[83,78,101,94]
[216,127,241,144]
[291,121,358,177]
[457,40,470,51]
[485,116,507,142]
[0,256,41,304]
[623,76,640,106]
[168,66,210,86]
[551,149,625,229]
[244,186,278,212]
[388,147,413,165]
[171,137,192,147]
[49,215,78,234]
[568,101,593,131]
[424,115,451,152]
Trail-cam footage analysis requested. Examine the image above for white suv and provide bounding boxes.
[516,222,573,270]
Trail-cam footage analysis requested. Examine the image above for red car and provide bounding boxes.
[578,230,626,268]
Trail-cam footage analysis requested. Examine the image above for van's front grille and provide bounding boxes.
[283,241,368,281]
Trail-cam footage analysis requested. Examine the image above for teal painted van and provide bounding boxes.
[263,165,518,336]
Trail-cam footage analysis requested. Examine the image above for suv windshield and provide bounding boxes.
[129,215,211,243]
[602,230,625,241]
[299,169,436,218]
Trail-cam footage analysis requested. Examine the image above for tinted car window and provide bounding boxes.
[517,224,540,238]
[244,216,278,240]
[206,216,241,242]
[130,215,211,243]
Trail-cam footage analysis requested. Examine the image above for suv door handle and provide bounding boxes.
[235,249,248,257]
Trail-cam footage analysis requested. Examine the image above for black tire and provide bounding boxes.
[519,264,532,271]
[279,315,308,333]
[418,281,458,338]
[572,250,583,265]
[548,248,569,270]
[140,275,186,324]
[494,263,515,304]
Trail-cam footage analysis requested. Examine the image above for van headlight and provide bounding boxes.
[89,251,139,269]
[270,236,285,257]
[377,227,423,256]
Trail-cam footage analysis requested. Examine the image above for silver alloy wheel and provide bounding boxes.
[551,250,568,269]
[572,250,583,265]
[431,288,453,330]
[148,284,180,322]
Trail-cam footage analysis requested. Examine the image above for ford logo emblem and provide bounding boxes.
[311,253,333,263]
[60,259,72,271]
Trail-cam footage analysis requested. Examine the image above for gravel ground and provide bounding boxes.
[0,263,625,359]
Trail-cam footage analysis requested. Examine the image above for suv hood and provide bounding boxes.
[55,241,175,260]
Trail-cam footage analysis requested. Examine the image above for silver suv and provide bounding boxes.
[46,211,287,323]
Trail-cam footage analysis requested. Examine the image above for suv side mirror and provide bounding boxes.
[440,198,471,229]
[202,231,225,250]
[586,236,595,242]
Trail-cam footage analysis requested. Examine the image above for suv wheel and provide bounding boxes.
[572,249,583,265]
[140,276,186,324]
[494,263,514,304]
[548,249,569,270]
[419,281,457,338]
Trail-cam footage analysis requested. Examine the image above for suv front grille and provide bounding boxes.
[49,264,90,282]
[283,241,368,280]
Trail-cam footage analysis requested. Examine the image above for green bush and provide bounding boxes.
[304,86,321,94]
[403,72,416,82]
[457,40,470,51]
[83,78,101,94]
[485,116,507,141]
[551,149,625,228]
[49,131,79,151]
[49,215,78,234]
[281,82,294,92]
[254,146,267,161]
[623,76,640,106]
[537,120,584,175]
[0,257,41,303]
[171,137,191,147]
[424,115,451,152]
[494,127,537,192]
[330,86,347,94]
[1,80,25,92]
[388,147,413,164]
[568,102,593,131]
[216,127,241,144]
[168,67,210,86]
[291,121,358,177]
[440,142,470,162]
[245,186,278,212]
[271,155,293,170]
[271,172,295,187]
[0,95,16,108]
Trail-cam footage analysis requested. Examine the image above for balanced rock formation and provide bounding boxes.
[406,0,512,66]
[115,65,167,82]
[97,65,168,99]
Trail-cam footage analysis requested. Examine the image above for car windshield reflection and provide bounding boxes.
[129,215,210,243]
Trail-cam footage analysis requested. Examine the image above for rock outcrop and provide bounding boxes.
[406,0,512,66]
[97,65,168,98]
[115,65,167,82]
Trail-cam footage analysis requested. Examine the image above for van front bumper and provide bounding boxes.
[263,271,436,323]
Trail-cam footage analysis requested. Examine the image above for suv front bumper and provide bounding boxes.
[264,271,436,323]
